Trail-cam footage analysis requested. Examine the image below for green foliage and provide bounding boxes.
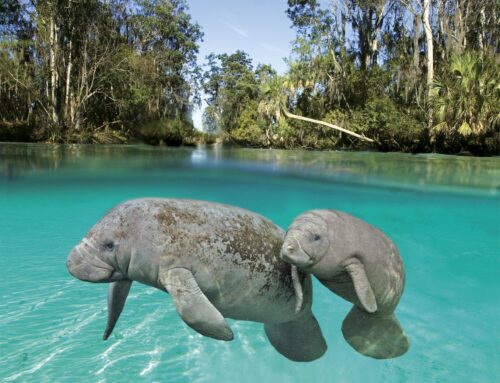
[138,118,197,146]
[207,0,499,155]
[196,132,218,145]
[0,0,202,145]
[66,129,129,145]
[431,52,500,145]
[0,121,33,142]
[258,74,288,123]
[2,0,499,154]
[230,100,266,146]
[202,51,259,133]
[350,98,424,151]
[230,125,264,147]
[428,51,500,155]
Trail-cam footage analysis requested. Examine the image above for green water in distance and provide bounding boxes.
[0,143,499,382]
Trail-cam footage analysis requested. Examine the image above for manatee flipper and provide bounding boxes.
[344,258,377,313]
[103,279,132,340]
[341,305,409,359]
[291,265,304,314]
[264,313,327,362]
[160,267,234,341]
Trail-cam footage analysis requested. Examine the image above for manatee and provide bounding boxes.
[66,198,327,362]
[280,210,409,359]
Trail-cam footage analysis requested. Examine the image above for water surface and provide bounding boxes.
[1,144,499,382]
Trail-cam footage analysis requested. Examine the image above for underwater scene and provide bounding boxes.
[0,143,499,382]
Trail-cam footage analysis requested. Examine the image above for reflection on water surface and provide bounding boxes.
[1,143,499,195]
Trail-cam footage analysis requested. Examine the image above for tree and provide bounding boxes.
[258,73,374,142]
[202,51,259,133]
[0,0,203,143]
[287,0,349,110]
[422,0,433,126]
[431,52,499,138]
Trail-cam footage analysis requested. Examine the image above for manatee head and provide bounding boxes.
[281,211,338,277]
[66,200,154,283]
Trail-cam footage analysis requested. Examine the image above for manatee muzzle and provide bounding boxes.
[280,236,314,268]
[66,241,116,282]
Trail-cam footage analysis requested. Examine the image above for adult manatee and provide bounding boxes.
[66,198,326,362]
[280,210,409,359]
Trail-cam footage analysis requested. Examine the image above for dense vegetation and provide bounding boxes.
[1,0,499,155]
[0,0,204,145]
[202,0,499,155]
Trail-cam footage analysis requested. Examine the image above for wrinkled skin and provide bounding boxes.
[281,210,409,359]
[67,198,327,362]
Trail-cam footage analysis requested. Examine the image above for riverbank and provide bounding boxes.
[1,124,498,157]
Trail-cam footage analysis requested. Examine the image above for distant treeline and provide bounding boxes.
[203,0,499,155]
[0,0,205,145]
[1,0,499,155]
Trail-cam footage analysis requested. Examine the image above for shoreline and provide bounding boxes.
[0,140,498,158]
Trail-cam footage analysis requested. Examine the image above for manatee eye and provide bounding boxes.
[102,241,115,251]
[313,234,321,241]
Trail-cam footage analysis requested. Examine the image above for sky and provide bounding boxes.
[187,0,296,129]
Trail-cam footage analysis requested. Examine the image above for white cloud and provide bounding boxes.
[220,20,248,38]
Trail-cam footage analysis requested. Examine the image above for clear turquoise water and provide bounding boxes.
[1,144,499,382]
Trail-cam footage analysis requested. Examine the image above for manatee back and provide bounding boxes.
[133,198,305,323]
[328,210,405,311]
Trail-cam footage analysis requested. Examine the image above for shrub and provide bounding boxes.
[349,97,424,151]
[138,118,196,146]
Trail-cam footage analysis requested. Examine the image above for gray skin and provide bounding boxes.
[66,198,326,362]
[281,210,409,359]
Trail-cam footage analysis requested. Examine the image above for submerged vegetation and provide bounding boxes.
[1,0,499,155]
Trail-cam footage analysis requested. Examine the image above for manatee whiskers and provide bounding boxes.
[81,237,98,251]
[67,240,116,284]
[75,245,83,259]
[289,234,304,252]
[79,244,113,271]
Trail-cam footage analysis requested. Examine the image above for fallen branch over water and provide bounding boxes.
[283,108,375,143]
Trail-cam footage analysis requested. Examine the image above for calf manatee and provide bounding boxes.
[281,210,409,359]
[66,198,327,362]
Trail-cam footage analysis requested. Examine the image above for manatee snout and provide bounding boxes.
[66,241,115,283]
[280,236,314,268]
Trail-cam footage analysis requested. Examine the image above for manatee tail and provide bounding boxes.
[264,313,327,362]
[341,306,409,359]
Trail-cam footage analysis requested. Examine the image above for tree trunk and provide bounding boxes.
[49,15,59,126]
[282,108,374,142]
[74,38,88,131]
[370,2,385,66]
[478,6,485,51]
[360,21,370,70]
[65,35,73,125]
[454,0,469,52]
[437,0,446,60]
[422,0,433,126]
[412,13,421,74]
[340,12,347,58]
[411,12,421,105]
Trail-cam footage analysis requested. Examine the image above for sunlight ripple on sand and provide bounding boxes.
[4,347,68,382]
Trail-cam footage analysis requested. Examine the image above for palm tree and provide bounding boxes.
[258,75,374,143]
[431,52,500,138]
